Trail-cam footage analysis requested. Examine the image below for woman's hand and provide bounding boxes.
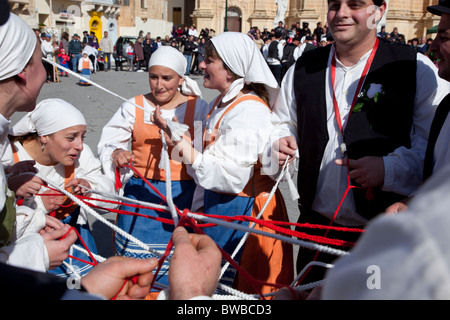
[150,105,177,147]
[112,149,135,167]
[66,178,91,196]
[8,173,44,198]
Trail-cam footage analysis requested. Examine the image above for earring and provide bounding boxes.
[41,143,46,151]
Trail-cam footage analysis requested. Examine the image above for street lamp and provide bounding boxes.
[224,0,228,32]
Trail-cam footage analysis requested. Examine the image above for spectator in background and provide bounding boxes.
[69,33,82,73]
[313,22,324,40]
[377,25,388,38]
[253,29,264,50]
[134,37,144,72]
[170,39,179,50]
[183,35,196,75]
[196,37,206,76]
[89,32,99,49]
[152,36,162,52]
[266,29,283,85]
[143,33,153,71]
[200,28,210,39]
[100,31,113,72]
[298,22,312,38]
[82,30,89,47]
[114,37,124,72]
[188,25,198,38]
[190,37,201,75]
[41,33,54,82]
[125,41,134,72]
[162,35,171,46]
[390,27,401,42]
[261,36,271,60]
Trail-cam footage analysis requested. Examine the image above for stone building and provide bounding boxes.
[8,0,442,43]
[193,0,441,41]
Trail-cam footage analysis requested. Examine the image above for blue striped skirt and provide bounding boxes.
[114,176,196,290]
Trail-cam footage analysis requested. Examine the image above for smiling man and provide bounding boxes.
[270,0,450,283]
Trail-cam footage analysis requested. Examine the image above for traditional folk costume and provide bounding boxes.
[78,53,93,86]
[272,38,450,283]
[2,99,117,277]
[189,32,294,296]
[98,46,209,291]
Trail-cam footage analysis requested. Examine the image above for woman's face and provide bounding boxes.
[149,65,183,105]
[42,125,86,166]
[199,55,231,93]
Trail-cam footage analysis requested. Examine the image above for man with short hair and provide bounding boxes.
[269,0,450,283]
[100,31,113,71]
[69,33,82,73]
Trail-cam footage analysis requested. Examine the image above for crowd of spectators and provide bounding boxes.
[36,21,437,82]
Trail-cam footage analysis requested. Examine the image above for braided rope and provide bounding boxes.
[36,173,165,259]
[219,156,291,279]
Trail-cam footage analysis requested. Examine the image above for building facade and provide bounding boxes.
[193,0,441,41]
[8,0,442,44]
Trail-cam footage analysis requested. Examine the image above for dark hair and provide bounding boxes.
[204,41,270,107]
[328,0,384,5]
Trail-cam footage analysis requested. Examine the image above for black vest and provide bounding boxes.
[267,40,280,60]
[293,39,417,221]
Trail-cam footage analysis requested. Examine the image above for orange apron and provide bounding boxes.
[204,95,294,296]
[131,94,196,181]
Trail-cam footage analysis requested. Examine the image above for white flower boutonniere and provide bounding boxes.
[353,83,385,113]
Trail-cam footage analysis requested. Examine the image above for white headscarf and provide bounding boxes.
[0,13,37,81]
[11,98,86,137]
[149,46,202,98]
[210,32,280,107]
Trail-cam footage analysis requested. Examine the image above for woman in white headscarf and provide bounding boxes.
[0,12,79,273]
[97,45,209,295]
[152,32,294,296]
[2,98,117,278]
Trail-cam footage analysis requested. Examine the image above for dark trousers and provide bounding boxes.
[134,59,144,71]
[144,53,151,71]
[115,56,123,71]
[269,64,282,86]
[43,60,54,81]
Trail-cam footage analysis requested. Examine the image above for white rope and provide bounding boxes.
[159,129,179,226]
[291,261,334,287]
[219,156,292,279]
[188,211,348,257]
[79,185,170,212]
[62,260,81,280]
[80,182,348,257]
[37,173,165,259]
[42,57,148,113]
[72,243,107,263]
